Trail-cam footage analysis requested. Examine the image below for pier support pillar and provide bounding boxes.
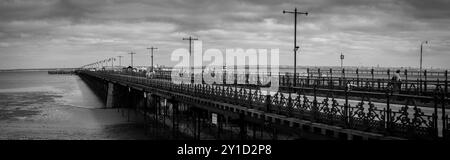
[106,82,115,108]
[170,99,179,139]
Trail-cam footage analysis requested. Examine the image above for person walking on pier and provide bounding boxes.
[391,70,402,93]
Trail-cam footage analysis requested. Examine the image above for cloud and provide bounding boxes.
[0,0,450,69]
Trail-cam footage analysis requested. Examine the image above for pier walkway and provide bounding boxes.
[76,70,450,140]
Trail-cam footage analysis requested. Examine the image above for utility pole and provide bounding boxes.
[111,57,114,70]
[419,41,428,80]
[147,46,158,72]
[118,56,123,67]
[340,52,344,68]
[182,36,198,76]
[283,8,308,87]
[128,52,136,68]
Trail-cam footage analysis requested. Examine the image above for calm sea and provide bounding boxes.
[0,71,148,140]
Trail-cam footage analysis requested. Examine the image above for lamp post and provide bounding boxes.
[129,52,136,68]
[419,41,428,80]
[111,57,114,71]
[147,46,158,72]
[283,8,308,87]
[182,36,198,81]
[118,56,123,67]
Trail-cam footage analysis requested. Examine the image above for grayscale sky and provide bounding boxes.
[0,0,449,69]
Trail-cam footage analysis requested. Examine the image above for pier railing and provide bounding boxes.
[118,68,449,98]
[80,70,449,139]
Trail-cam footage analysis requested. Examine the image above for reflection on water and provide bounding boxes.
[0,71,104,108]
[0,71,149,140]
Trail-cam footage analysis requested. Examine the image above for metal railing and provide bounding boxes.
[113,68,449,98]
[79,70,449,139]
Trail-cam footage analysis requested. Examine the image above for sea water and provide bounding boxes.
[0,71,148,139]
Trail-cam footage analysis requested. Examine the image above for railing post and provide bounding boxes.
[223,68,226,85]
[344,84,349,128]
[386,90,391,134]
[222,85,225,98]
[315,68,322,85]
[442,88,446,140]
[433,90,439,138]
[287,93,292,116]
[342,68,345,78]
[266,95,272,113]
[404,69,408,94]
[356,68,359,78]
[356,68,359,87]
[318,68,321,79]
[306,68,310,87]
[445,70,448,97]
[424,70,428,94]
[387,69,390,90]
[202,84,205,97]
[329,68,333,89]
[378,79,381,90]
[234,84,238,103]
[371,68,374,89]
[387,69,390,80]
[294,70,297,87]
[312,85,318,122]
[341,68,345,90]
[248,88,253,108]
[445,115,449,140]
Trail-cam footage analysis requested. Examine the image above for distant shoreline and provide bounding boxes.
[0,68,77,72]
[1,66,447,72]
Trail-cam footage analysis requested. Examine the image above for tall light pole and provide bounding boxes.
[147,46,158,72]
[111,57,114,70]
[118,56,123,67]
[128,52,136,68]
[283,8,308,87]
[419,41,428,80]
[182,36,198,75]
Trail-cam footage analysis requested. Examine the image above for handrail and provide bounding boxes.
[78,70,449,139]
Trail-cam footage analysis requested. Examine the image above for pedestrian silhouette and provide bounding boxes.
[391,70,402,92]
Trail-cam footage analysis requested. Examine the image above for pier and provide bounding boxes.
[76,68,450,140]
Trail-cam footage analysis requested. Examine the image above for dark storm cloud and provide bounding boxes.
[0,0,106,23]
[1,0,449,31]
[400,0,450,19]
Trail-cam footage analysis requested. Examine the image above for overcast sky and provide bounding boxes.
[0,0,449,69]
